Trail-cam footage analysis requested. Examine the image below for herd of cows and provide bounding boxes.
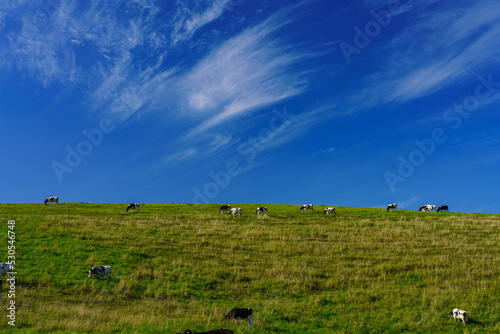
[216,203,449,217]
[43,197,450,215]
[36,197,468,332]
[386,203,449,212]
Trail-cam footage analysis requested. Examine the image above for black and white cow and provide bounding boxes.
[180,329,234,334]
[419,204,436,212]
[44,196,59,205]
[437,205,449,212]
[323,207,336,216]
[224,308,253,325]
[126,203,140,212]
[256,207,267,217]
[449,308,468,325]
[0,262,14,278]
[219,205,231,214]
[386,203,398,212]
[228,208,242,218]
[299,204,314,212]
[88,265,111,280]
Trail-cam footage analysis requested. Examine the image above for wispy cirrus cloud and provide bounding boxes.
[346,0,500,110]
[1,0,165,89]
[170,0,233,45]
[171,7,314,138]
[2,0,331,170]
[397,196,421,210]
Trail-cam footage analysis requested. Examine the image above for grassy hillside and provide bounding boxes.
[0,203,498,333]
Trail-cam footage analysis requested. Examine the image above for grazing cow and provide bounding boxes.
[88,265,111,280]
[219,205,231,214]
[180,329,234,334]
[419,204,436,212]
[437,205,449,212]
[386,203,398,212]
[323,207,336,216]
[224,308,253,325]
[0,263,14,278]
[449,308,468,325]
[299,204,314,212]
[126,203,140,212]
[256,207,268,217]
[228,208,242,218]
[44,196,59,205]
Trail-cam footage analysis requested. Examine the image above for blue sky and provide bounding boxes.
[1,0,500,213]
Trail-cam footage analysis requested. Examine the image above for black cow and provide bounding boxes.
[219,205,231,214]
[437,205,449,212]
[224,308,253,325]
[180,329,234,334]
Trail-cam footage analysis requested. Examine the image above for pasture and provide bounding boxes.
[0,203,498,333]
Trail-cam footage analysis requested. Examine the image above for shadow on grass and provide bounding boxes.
[467,318,484,326]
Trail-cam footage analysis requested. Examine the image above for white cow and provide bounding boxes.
[419,204,436,212]
[256,207,267,217]
[386,203,398,212]
[449,308,468,325]
[300,204,314,212]
[323,207,336,216]
[44,196,59,205]
[228,208,242,218]
[88,265,111,280]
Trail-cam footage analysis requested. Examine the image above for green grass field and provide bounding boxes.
[0,203,498,333]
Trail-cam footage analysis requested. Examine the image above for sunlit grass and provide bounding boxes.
[0,203,498,333]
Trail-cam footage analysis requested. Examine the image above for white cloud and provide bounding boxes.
[171,0,232,45]
[2,1,330,171]
[319,148,336,154]
[389,22,500,103]
[171,9,313,138]
[161,148,197,166]
[205,134,234,154]
[397,196,422,210]
[346,1,500,110]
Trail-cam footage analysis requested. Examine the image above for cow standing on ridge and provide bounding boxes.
[386,203,397,212]
[219,205,231,214]
[300,204,314,212]
[323,207,336,216]
[419,204,436,212]
[126,203,140,212]
[44,196,59,205]
[256,207,267,217]
[437,205,449,212]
